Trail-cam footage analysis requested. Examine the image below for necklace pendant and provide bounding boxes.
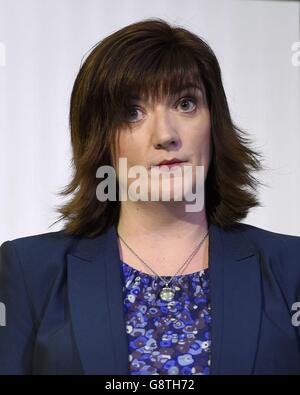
[160,286,175,302]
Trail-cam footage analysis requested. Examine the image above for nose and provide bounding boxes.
[154,137,179,150]
[152,110,181,151]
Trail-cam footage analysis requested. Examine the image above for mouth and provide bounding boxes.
[158,161,187,169]
[155,158,188,167]
[150,161,189,170]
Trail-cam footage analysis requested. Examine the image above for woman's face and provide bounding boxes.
[113,84,211,204]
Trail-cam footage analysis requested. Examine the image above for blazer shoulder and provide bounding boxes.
[0,230,81,320]
[0,229,81,291]
[234,223,300,295]
[234,222,300,249]
[2,228,76,247]
[1,229,80,263]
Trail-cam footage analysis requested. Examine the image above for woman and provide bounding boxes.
[1,18,300,375]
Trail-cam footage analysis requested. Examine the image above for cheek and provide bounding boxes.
[115,134,143,168]
[190,119,211,156]
[199,113,211,152]
[202,111,211,138]
[115,134,131,160]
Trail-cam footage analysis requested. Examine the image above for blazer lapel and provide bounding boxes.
[67,225,129,375]
[209,223,262,375]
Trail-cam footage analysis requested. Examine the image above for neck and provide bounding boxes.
[116,201,209,276]
[117,200,208,242]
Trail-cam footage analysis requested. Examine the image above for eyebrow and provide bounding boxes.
[128,83,204,102]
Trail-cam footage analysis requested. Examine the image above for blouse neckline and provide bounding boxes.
[120,259,209,279]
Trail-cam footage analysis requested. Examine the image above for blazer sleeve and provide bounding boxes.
[0,241,36,374]
[277,235,300,345]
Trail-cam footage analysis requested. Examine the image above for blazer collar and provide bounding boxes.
[67,222,261,375]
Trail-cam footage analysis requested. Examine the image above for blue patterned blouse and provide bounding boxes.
[120,260,211,375]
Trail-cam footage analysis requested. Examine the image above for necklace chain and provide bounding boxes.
[117,229,209,287]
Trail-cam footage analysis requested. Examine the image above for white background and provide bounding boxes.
[0,0,299,243]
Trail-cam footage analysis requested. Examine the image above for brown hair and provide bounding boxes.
[50,17,264,238]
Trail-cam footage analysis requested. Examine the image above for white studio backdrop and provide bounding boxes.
[0,0,299,244]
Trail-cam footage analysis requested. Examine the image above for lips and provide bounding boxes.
[158,158,185,166]
[159,163,186,170]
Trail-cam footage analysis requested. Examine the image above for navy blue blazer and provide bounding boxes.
[1,222,300,375]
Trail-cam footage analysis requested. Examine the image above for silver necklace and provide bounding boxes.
[117,229,209,302]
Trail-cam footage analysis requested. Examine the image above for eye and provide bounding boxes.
[125,95,199,123]
[176,96,198,113]
[125,107,143,123]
